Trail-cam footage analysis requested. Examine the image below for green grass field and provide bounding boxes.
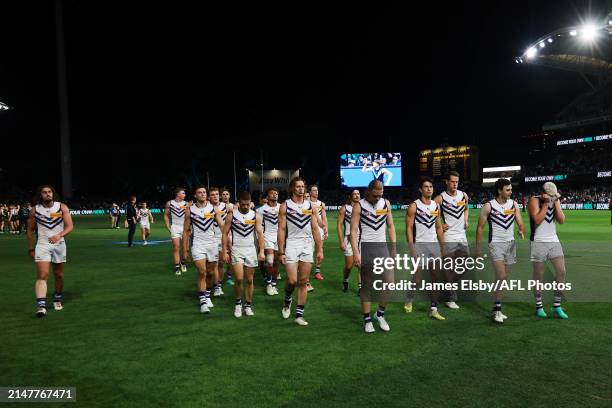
[1,210,612,407]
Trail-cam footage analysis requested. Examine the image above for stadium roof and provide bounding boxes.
[515,18,612,82]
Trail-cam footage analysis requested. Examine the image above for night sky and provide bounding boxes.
[0,1,607,198]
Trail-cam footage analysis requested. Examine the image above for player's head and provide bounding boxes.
[372,160,381,169]
[265,187,278,203]
[494,178,512,200]
[259,194,268,205]
[193,185,207,203]
[419,177,434,199]
[365,180,384,204]
[221,188,231,203]
[35,185,58,205]
[445,171,460,193]
[140,201,147,208]
[308,185,319,200]
[542,182,559,199]
[208,187,220,205]
[237,191,251,213]
[348,189,360,204]
[288,177,306,199]
[174,187,186,201]
[130,195,137,204]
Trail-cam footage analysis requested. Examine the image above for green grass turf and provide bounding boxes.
[1,210,612,407]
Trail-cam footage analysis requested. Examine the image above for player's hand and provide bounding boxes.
[442,223,450,231]
[323,230,328,240]
[519,230,525,240]
[48,234,62,244]
[258,251,265,262]
[464,221,469,230]
[316,250,324,264]
[353,252,361,268]
[28,249,35,260]
[339,241,346,252]
[279,254,287,265]
[182,251,190,263]
[223,252,230,264]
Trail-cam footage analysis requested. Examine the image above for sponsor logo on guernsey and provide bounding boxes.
[375,209,388,215]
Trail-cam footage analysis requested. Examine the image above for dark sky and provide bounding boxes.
[0,1,609,197]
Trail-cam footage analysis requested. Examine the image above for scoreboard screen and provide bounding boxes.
[419,146,479,181]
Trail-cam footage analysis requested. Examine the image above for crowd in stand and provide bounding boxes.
[523,145,612,177]
[1,183,610,215]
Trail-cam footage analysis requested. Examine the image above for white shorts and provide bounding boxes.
[414,242,442,259]
[35,241,67,263]
[231,246,258,267]
[343,236,353,257]
[171,224,184,239]
[285,240,314,264]
[530,241,564,262]
[192,244,218,262]
[264,238,278,251]
[139,221,150,230]
[489,241,516,265]
[444,241,470,256]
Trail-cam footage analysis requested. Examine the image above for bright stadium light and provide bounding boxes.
[539,41,546,48]
[525,47,537,59]
[580,23,598,40]
[547,37,553,43]
[0,101,12,111]
[569,29,577,36]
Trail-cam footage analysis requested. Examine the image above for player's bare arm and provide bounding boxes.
[475,202,491,254]
[349,202,361,267]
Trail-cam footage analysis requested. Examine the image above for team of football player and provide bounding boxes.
[28,174,569,331]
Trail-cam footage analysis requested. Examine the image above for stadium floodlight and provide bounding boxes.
[569,29,577,36]
[0,101,12,111]
[539,41,546,48]
[525,47,537,59]
[580,23,598,41]
[547,37,553,43]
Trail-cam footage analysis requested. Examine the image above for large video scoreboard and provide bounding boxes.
[419,145,479,181]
